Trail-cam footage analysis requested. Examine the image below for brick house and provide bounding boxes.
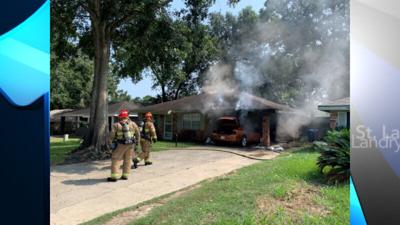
[318,97,350,129]
[56,101,141,135]
[132,92,291,146]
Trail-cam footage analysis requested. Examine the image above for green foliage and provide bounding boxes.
[50,52,122,109]
[109,90,132,103]
[51,53,93,109]
[133,95,158,106]
[316,129,350,183]
[114,0,219,102]
[52,0,350,108]
[51,0,172,108]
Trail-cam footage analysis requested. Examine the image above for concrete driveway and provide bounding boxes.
[51,147,278,225]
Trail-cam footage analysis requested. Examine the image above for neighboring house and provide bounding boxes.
[133,92,291,146]
[58,101,141,135]
[50,109,74,135]
[318,97,350,129]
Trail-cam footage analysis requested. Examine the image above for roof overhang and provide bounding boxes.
[111,113,138,117]
[63,113,139,117]
[318,105,350,112]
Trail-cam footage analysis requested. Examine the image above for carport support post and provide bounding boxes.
[203,114,211,140]
[262,112,271,147]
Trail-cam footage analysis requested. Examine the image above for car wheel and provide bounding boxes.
[240,136,248,147]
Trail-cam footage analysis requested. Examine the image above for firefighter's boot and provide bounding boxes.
[107,177,118,182]
[132,158,139,169]
[121,173,129,180]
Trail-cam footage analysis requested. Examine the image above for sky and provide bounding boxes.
[118,0,266,98]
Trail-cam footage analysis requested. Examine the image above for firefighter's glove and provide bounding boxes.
[110,142,118,150]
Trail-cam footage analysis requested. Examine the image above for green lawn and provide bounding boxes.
[146,140,198,152]
[50,137,82,165]
[82,148,349,225]
[50,137,198,165]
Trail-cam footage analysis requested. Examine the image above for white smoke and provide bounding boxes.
[202,0,349,140]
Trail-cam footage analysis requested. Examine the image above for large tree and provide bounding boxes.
[145,14,189,102]
[114,0,219,102]
[52,0,171,153]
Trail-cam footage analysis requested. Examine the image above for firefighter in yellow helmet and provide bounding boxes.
[133,112,157,167]
[107,109,140,182]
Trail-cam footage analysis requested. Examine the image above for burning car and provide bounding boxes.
[210,116,261,147]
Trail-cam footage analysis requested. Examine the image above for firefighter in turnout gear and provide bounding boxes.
[133,112,157,167]
[107,109,140,182]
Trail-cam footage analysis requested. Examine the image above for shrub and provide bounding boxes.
[315,129,350,183]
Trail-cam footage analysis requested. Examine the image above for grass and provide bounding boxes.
[50,137,198,165]
[50,137,82,165]
[147,140,198,152]
[82,148,349,225]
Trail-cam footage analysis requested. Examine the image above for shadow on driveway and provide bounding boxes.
[52,161,109,175]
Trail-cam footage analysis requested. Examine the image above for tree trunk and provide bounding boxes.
[161,84,167,102]
[83,18,110,152]
[174,82,184,100]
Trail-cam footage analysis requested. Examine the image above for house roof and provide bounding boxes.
[61,101,141,117]
[318,97,350,112]
[133,92,291,114]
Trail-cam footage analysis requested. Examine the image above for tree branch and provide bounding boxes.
[109,1,168,30]
[79,1,97,21]
[109,11,140,30]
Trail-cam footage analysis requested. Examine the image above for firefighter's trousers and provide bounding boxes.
[111,143,133,178]
[139,139,152,162]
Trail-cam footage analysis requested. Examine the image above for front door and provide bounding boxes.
[164,114,173,140]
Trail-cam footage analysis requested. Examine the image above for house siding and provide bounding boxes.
[175,112,206,141]
[176,112,205,132]
[141,110,278,144]
[151,112,205,141]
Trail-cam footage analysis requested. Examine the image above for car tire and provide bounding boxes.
[240,136,248,147]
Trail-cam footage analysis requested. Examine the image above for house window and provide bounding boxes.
[183,113,201,130]
[337,112,348,128]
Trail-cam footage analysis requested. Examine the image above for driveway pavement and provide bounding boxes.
[51,147,278,225]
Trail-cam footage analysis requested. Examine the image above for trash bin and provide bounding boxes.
[307,129,318,142]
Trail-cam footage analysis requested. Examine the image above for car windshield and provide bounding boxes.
[216,119,239,134]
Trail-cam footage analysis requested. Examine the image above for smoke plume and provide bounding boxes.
[202,0,349,140]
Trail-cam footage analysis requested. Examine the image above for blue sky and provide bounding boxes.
[118,0,265,98]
